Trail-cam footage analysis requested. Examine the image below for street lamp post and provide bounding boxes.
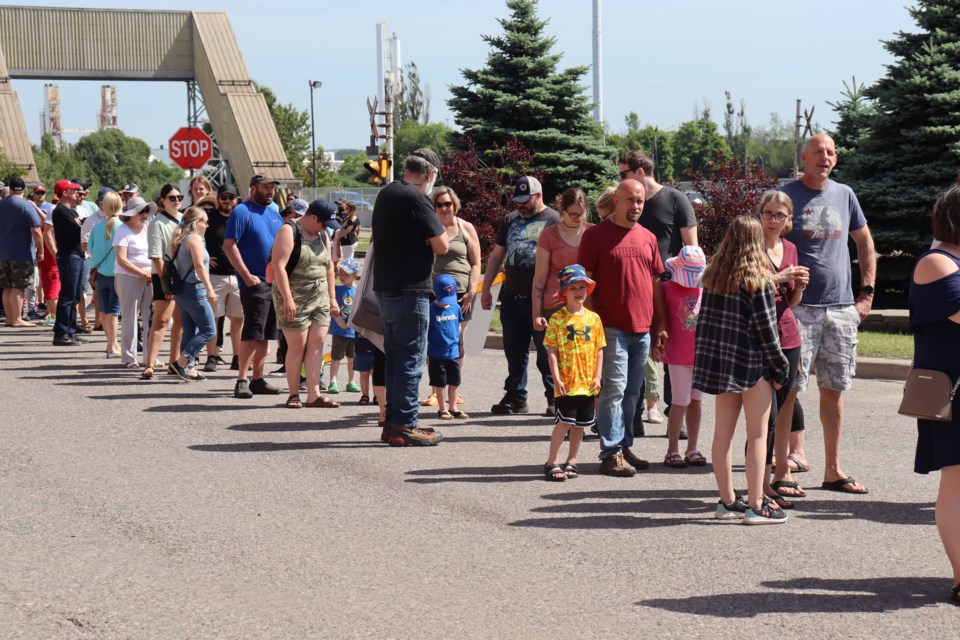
[309,80,322,188]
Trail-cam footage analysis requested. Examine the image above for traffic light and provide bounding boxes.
[364,156,391,185]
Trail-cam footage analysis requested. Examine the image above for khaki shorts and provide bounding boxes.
[210,274,242,317]
[794,304,859,392]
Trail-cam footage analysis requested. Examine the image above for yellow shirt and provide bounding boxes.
[543,307,606,398]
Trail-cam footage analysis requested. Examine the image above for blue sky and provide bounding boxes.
[9,0,918,153]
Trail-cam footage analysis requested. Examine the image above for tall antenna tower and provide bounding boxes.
[99,85,118,130]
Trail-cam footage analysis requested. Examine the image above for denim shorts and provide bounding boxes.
[95,275,121,315]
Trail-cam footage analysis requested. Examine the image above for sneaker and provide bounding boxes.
[234,379,253,399]
[327,380,340,394]
[744,498,788,525]
[230,355,240,371]
[379,418,392,443]
[715,494,749,520]
[679,427,688,440]
[249,378,282,395]
[42,316,56,326]
[645,407,664,424]
[491,393,529,415]
[389,426,443,446]
[598,453,636,477]
[71,336,87,344]
[172,361,206,382]
[26,310,44,320]
[299,376,307,391]
[544,400,556,417]
[52,337,81,347]
[269,366,286,377]
[622,447,650,471]
[203,356,218,373]
[345,381,361,393]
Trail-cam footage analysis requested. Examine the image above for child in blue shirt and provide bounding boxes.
[328,258,360,394]
[428,274,466,419]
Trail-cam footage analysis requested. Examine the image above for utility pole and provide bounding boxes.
[384,74,394,185]
[309,80,322,187]
[592,0,603,124]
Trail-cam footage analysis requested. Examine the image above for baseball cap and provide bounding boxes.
[339,257,361,275]
[120,183,140,194]
[217,183,237,197]
[121,196,158,218]
[290,198,309,217]
[9,176,26,193]
[665,245,706,289]
[97,186,115,200]
[305,199,340,229]
[511,176,543,203]
[433,274,459,306]
[411,148,442,171]
[249,173,280,186]
[71,178,92,189]
[54,179,81,196]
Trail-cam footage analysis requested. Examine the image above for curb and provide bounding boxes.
[482,334,911,381]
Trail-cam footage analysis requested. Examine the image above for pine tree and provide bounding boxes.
[844,0,960,300]
[447,0,616,200]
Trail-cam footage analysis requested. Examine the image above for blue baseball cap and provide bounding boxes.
[433,274,459,305]
[339,257,360,275]
[305,199,340,230]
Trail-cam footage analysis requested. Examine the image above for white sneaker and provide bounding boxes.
[645,407,664,424]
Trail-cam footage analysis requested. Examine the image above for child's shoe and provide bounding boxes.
[345,381,361,393]
[327,381,340,394]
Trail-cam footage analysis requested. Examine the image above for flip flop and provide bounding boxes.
[821,477,869,495]
[787,454,810,473]
[305,396,340,408]
[766,494,794,510]
[772,480,806,498]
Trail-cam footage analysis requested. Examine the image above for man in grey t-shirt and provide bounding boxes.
[781,133,876,496]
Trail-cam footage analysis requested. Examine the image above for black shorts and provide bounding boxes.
[239,281,277,341]
[428,357,461,388]
[331,335,355,360]
[554,395,596,428]
[151,273,166,301]
[371,347,386,387]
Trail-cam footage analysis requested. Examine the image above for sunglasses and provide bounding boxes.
[166,194,184,202]
[218,194,236,200]
[33,191,46,196]
[619,170,631,180]
[435,201,455,209]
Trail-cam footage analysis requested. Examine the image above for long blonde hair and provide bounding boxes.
[169,207,206,256]
[101,191,123,240]
[702,215,772,294]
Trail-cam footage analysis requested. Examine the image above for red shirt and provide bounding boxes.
[577,219,663,333]
[769,238,801,350]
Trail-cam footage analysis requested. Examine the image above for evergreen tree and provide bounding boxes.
[447,0,616,200]
[844,0,960,300]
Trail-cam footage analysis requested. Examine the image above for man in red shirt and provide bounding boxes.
[577,180,667,476]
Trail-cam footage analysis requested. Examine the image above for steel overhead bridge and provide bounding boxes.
[0,6,293,189]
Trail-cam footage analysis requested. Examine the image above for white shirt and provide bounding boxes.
[112,223,151,276]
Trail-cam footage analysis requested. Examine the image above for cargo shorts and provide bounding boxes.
[793,304,860,392]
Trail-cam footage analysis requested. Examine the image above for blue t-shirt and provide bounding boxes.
[428,301,462,360]
[782,179,867,306]
[0,196,42,260]
[225,200,283,279]
[87,220,118,277]
[330,284,357,338]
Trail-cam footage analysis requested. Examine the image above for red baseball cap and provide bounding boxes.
[54,179,81,196]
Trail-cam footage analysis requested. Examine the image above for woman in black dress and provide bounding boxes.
[909,185,960,605]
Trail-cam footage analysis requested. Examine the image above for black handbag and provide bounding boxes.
[898,368,960,422]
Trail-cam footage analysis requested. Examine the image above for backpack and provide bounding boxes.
[161,239,194,295]
[265,220,302,284]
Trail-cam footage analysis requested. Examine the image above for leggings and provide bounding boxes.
[765,346,801,465]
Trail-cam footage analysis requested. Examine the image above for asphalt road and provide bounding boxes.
[1,325,956,639]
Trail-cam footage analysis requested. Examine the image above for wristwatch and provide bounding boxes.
[861,285,875,295]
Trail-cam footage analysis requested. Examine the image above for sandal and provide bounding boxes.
[772,479,807,498]
[787,454,810,473]
[286,395,302,409]
[437,410,454,420]
[305,396,340,408]
[544,463,566,482]
[563,462,579,479]
[684,450,707,466]
[664,452,687,468]
[419,392,438,406]
[951,583,960,605]
[359,394,371,405]
[450,410,469,419]
[140,367,154,379]
[766,493,794,510]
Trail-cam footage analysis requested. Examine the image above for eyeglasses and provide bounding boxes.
[166,195,184,202]
[435,201,455,209]
[760,211,789,222]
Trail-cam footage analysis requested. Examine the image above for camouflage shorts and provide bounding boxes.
[794,304,860,392]
[0,259,35,289]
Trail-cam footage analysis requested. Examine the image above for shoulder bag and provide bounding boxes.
[898,367,960,422]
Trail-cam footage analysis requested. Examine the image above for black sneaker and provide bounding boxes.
[230,355,240,371]
[234,379,253,399]
[71,336,87,344]
[715,494,749,520]
[249,378,282,395]
[269,366,286,377]
[544,400,556,417]
[491,393,529,415]
[743,497,788,525]
[172,361,206,382]
[52,337,80,347]
[203,356,218,373]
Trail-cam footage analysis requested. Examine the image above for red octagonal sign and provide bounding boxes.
[169,127,213,170]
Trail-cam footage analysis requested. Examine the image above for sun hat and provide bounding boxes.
[554,264,596,305]
[665,245,706,289]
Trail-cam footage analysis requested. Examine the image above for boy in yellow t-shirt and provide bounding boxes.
[542,264,605,481]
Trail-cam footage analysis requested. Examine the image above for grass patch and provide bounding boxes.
[490,307,501,334]
[857,330,912,360]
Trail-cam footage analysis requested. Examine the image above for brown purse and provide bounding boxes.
[898,368,960,422]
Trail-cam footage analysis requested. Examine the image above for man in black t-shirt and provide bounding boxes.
[50,179,86,346]
[202,183,244,371]
[372,149,449,447]
[480,176,560,416]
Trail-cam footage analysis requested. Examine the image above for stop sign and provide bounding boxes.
[169,127,213,170]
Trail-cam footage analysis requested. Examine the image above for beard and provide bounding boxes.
[414,173,437,196]
[251,189,272,206]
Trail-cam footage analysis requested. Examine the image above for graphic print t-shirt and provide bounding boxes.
[331,284,356,338]
[495,206,559,295]
[543,307,606,398]
[663,281,702,366]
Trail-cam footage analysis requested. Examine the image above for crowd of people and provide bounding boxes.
[1,134,958,602]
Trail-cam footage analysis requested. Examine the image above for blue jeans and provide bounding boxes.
[499,294,554,402]
[378,291,429,428]
[176,283,216,365]
[54,253,84,340]
[597,328,650,460]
